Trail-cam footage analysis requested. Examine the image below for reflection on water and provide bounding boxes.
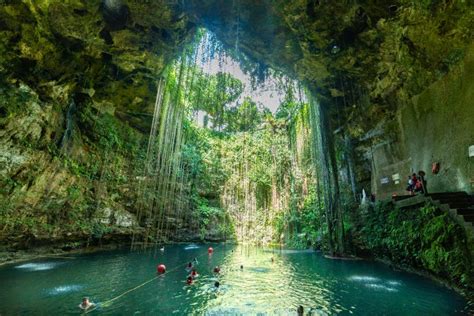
[364,283,398,292]
[184,244,201,250]
[348,275,400,292]
[0,244,469,315]
[15,262,63,271]
[347,275,380,282]
[47,285,84,296]
[197,247,344,315]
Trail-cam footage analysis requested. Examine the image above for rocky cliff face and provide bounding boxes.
[0,0,198,250]
[372,43,474,198]
[0,1,473,249]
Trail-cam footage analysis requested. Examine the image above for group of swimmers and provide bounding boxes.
[184,257,224,290]
[185,257,200,285]
[78,249,312,313]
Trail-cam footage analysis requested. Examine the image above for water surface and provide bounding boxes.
[0,244,469,315]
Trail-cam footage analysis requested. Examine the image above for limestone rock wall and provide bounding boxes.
[372,43,474,198]
[0,0,200,249]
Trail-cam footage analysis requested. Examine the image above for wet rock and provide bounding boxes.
[114,209,137,227]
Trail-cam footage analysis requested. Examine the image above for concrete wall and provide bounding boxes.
[372,43,474,198]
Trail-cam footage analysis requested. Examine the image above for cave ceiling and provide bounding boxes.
[0,0,473,136]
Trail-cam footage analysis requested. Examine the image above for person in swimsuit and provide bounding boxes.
[190,268,199,279]
[297,305,304,316]
[79,297,94,310]
[186,262,193,272]
[186,276,193,285]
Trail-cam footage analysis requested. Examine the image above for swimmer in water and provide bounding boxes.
[190,268,199,279]
[240,265,243,270]
[297,305,304,316]
[186,276,193,285]
[214,281,220,288]
[193,257,198,265]
[213,266,220,274]
[186,262,193,271]
[271,257,274,263]
[78,297,94,310]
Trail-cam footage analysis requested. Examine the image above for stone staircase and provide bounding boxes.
[393,192,474,232]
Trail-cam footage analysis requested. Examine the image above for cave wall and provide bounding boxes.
[372,43,474,198]
[0,0,201,250]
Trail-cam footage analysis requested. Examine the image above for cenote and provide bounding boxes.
[0,244,469,315]
[1,1,474,315]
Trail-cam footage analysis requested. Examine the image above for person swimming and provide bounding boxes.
[186,262,193,271]
[213,266,220,273]
[297,305,304,316]
[193,257,199,265]
[78,297,94,310]
[214,281,220,288]
[190,268,199,279]
[240,265,243,270]
[186,276,193,285]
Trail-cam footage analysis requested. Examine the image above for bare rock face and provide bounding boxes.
[96,206,137,227]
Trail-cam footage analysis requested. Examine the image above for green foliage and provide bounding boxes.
[79,106,142,154]
[299,189,325,243]
[176,64,322,246]
[194,196,234,240]
[224,97,264,132]
[272,186,326,249]
[356,201,474,290]
[0,82,37,122]
[186,66,244,130]
[91,222,113,239]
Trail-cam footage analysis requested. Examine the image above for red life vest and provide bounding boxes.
[415,180,422,189]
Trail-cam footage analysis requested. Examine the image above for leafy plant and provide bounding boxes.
[355,201,474,290]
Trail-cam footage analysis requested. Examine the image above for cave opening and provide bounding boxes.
[132,28,334,250]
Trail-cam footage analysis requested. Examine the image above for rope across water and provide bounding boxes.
[84,244,223,314]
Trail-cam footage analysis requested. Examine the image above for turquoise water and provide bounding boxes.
[0,244,469,315]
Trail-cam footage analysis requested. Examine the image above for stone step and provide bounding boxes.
[462,214,474,223]
[429,192,474,209]
[439,196,472,200]
[440,201,474,209]
[456,208,474,216]
[392,192,474,231]
[427,192,469,198]
[431,197,473,204]
[394,194,427,209]
[392,195,416,202]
